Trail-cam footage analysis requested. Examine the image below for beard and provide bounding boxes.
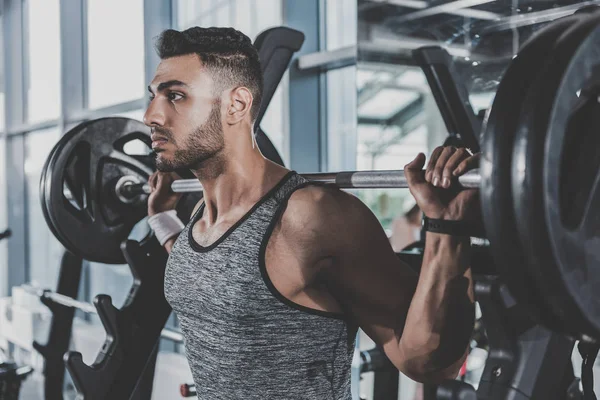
[154,102,225,172]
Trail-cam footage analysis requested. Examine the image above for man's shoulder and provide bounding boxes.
[280,183,372,244]
[285,183,350,222]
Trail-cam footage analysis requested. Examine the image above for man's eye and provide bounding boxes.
[168,93,183,101]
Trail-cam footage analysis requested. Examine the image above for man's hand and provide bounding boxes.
[148,171,183,216]
[404,146,481,223]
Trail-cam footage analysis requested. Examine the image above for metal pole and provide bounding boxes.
[120,169,481,198]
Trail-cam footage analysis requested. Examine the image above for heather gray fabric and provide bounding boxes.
[164,171,359,399]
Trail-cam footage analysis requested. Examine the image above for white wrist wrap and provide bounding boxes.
[147,210,185,246]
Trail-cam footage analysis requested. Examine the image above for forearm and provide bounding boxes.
[398,232,475,379]
[164,236,178,253]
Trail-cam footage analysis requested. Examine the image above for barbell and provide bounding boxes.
[38,13,600,342]
[115,168,482,199]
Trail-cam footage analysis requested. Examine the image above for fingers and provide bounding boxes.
[156,172,164,190]
[432,146,457,187]
[454,152,481,176]
[425,146,444,183]
[148,172,158,191]
[425,146,479,188]
[442,148,471,186]
[404,153,427,186]
[148,171,177,194]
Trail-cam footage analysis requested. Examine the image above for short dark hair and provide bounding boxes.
[155,27,263,121]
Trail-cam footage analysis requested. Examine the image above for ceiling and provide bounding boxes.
[356,0,599,128]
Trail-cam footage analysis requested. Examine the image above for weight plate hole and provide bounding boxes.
[63,142,92,217]
[123,138,152,156]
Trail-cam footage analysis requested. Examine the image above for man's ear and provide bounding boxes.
[225,86,253,124]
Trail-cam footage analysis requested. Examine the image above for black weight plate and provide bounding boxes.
[543,19,600,338]
[512,14,600,338]
[481,15,585,328]
[41,122,125,255]
[41,117,154,264]
[40,136,68,248]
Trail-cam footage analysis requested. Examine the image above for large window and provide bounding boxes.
[176,0,282,35]
[26,0,61,123]
[24,128,64,289]
[87,0,145,110]
[0,13,6,297]
[175,0,289,164]
[0,14,5,131]
[326,0,358,173]
[0,137,7,298]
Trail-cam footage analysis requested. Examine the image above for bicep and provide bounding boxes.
[319,196,419,365]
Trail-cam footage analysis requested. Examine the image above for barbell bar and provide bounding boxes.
[117,169,482,200]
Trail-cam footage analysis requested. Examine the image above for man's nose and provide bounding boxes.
[143,98,166,127]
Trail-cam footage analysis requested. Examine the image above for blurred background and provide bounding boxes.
[0,0,596,399]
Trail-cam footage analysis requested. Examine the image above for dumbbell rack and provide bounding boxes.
[35,239,169,400]
[60,238,170,400]
[33,251,83,400]
[458,275,577,400]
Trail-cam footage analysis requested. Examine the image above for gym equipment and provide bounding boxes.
[512,12,600,339]
[418,12,600,400]
[120,168,481,195]
[0,362,33,400]
[413,46,481,153]
[40,117,155,265]
[481,13,589,335]
[27,285,186,344]
[0,229,10,241]
[59,238,169,400]
[34,26,306,400]
[33,251,84,400]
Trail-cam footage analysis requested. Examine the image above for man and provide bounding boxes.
[144,27,478,400]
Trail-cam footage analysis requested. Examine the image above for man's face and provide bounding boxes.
[144,54,224,172]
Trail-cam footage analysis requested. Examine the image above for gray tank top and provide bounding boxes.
[164,171,359,400]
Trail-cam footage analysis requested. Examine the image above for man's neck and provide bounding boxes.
[192,152,288,224]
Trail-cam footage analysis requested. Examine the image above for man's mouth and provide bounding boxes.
[151,134,168,149]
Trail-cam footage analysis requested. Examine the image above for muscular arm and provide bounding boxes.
[290,185,474,383]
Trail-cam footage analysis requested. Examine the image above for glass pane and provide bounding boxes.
[326,0,358,50]
[25,127,64,289]
[87,0,145,110]
[0,136,7,297]
[353,63,445,240]
[114,108,145,122]
[327,66,357,172]
[175,0,288,165]
[26,0,61,123]
[0,14,5,131]
[326,0,358,172]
